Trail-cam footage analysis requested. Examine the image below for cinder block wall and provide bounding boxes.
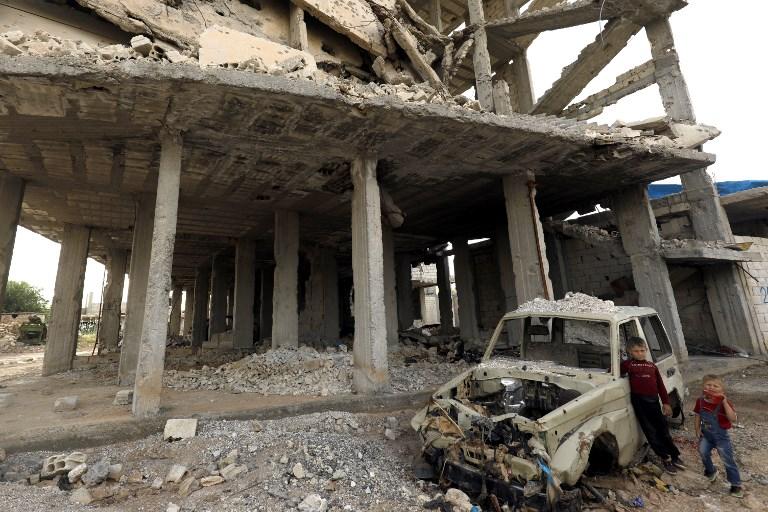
[735,236,768,348]
[562,239,633,297]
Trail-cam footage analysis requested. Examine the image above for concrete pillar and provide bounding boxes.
[436,255,454,332]
[192,264,211,348]
[494,225,517,312]
[97,249,127,353]
[272,210,299,348]
[612,185,687,360]
[452,239,480,341]
[646,18,762,354]
[351,157,390,393]
[0,174,24,311]
[227,286,235,330]
[168,284,183,337]
[396,254,414,330]
[260,265,274,343]
[42,224,90,375]
[133,130,182,417]
[209,254,229,338]
[233,238,256,350]
[503,173,554,303]
[382,224,399,346]
[301,247,340,344]
[118,197,154,386]
[183,286,194,336]
[467,0,494,110]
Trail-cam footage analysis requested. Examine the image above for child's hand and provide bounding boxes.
[662,404,673,416]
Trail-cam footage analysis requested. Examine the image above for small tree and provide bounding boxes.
[2,280,49,313]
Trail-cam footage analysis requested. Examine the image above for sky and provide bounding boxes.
[6,0,767,304]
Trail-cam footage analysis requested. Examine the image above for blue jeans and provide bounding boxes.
[699,431,741,486]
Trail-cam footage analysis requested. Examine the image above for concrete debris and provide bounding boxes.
[67,463,87,483]
[163,418,198,441]
[164,344,469,396]
[292,462,306,479]
[445,488,474,512]
[113,389,133,405]
[178,475,200,496]
[298,493,328,512]
[108,463,124,481]
[0,37,23,56]
[53,395,78,412]
[129,35,153,56]
[166,504,180,512]
[219,463,247,481]
[165,464,187,484]
[517,291,619,314]
[198,25,317,78]
[81,460,109,487]
[200,475,224,487]
[69,486,93,505]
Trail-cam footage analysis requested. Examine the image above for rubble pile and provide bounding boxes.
[517,291,620,315]
[0,323,18,350]
[164,344,469,396]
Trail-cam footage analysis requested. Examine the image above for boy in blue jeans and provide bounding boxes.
[694,374,742,498]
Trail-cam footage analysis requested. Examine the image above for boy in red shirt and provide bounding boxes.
[694,374,742,497]
[621,337,684,473]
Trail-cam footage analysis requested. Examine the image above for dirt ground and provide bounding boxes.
[1,343,767,511]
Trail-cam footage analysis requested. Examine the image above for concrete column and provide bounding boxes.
[272,210,299,348]
[168,284,183,337]
[301,247,340,344]
[0,174,24,311]
[260,265,274,343]
[133,130,182,417]
[494,225,517,312]
[396,254,414,330]
[209,254,229,338]
[42,224,90,375]
[233,238,256,349]
[97,249,127,353]
[192,264,211,348]
[436,255,454,332]
[503,173,554,303]
[382,224,399,347]
[227,286,235,329]
[452,239,480,341]
[351,157,390,393]
[612,185,687,360]
[183,286,194,336]
[646,18,762,354]
[118,198,154,386]
[467,0,494,110]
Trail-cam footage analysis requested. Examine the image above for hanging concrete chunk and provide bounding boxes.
[163,418,198,441]
[198,25,317,78]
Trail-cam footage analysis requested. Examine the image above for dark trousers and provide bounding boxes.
[631,394,680,460]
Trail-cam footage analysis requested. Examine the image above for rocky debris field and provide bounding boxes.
[516,291,620,315]
[164,343,470,396]
[0,411,450,512]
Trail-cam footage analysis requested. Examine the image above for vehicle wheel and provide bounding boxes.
[555,488,583,512]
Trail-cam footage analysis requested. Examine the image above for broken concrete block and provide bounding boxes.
[445,488,473,512]
[166,50,188,63]
[99,44,130,61]
[178,475,200,497]
[67,463,88,483]
[167,503,180,512]
[108,463,123,481]
[198,25,316,78]
[200,475,224,487]
[64,452,87,471]
[165,464,188,484]
[70,487,93,505]
[82,460,109,487]
[292,462,306,479]
[219,463,247,481]
[298,493,328,512]
[163,418,198,441]
[1,31,25,45]
[113,390,133,405]
[130,35,153,56]
[151,476,163,490]
[53,396,79,412]
[0,37,23,56]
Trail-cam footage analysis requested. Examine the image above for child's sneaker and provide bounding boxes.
[671,458,687,470]
[704,469,717,482]
[663,460,679,473]
[730,486,744,498]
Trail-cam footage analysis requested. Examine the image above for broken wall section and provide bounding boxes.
[735,236,768,352]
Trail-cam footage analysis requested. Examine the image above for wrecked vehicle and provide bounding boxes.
[412,302,685,510]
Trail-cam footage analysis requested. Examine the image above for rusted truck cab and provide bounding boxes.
[411,306,684,507]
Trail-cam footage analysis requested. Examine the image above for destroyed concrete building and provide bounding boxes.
[0,0,765,420]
